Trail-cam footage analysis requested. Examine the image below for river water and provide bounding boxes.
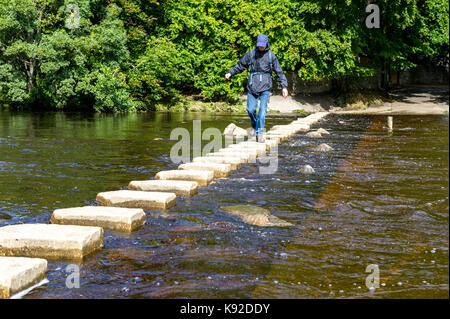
[0,110,448,298]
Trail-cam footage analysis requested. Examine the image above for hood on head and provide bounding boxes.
[256,34,270,50]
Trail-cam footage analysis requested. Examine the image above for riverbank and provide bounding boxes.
[332,85,449,115]
[153,85,448,116]
[267,85,449,116]
[2,85,447,116]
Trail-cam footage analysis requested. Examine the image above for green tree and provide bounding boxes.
[0,0,137,111]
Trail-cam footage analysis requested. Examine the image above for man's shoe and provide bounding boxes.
[256,135,265,143]
[249,127,255,137]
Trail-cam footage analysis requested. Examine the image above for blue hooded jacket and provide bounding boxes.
[228,36,288,95]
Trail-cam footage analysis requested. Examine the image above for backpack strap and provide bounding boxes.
[268,50,273,73]
[249,49,255,72]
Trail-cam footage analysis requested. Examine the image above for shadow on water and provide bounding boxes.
[0,109,448,298]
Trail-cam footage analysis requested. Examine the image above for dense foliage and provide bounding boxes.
[0,0,448,111]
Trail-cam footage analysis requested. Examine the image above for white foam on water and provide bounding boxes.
[10,278,49,299]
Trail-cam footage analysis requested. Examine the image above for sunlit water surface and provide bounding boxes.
[0,110,448,298]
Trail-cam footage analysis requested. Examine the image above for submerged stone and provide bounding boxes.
[0,212,11,220]
[168,225,205,233]
[0,256,47,299]
[220,205,293,227]
[314,143,334,152]
[154,212,177,222]
[0,224,103,260]
[206,221,239,232]
[299,165,315,174]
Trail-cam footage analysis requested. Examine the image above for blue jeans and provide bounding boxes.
[246,90,270,136]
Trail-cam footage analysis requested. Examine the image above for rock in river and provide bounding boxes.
[313,143,334,152]
[223,123,248,137]
[306,131,322,138]
[220,205,293,227]
[316,128,330,135]
[299,165,315,174]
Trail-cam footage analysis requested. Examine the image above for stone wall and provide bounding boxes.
[271,64,448,95]
[399,65,449,85]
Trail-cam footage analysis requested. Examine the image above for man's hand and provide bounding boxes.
[282,88,288,99]
[225,73,231,80]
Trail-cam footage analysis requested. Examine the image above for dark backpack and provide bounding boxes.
[248,49,273,85]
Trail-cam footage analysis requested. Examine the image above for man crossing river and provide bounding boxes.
[225,34,289,142]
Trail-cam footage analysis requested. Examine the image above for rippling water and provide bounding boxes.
[0,110,448,298]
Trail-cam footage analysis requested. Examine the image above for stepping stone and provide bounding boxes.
[264,139,279,148]
[287,124,310,132]
[129,180,198,197]
[206,152,250,163]
[192,156,241,170]
[97,190,176,210]
[155,170,214,186]
[270,125,288,130]
[178,162,231,178]
[228,144,266,156]
[238,141,271,151]
[266,131,289,138]
[269,130,294,137]
[217,148,257,159]
[51,206,146,232]
[0,224,103,260]
[0,257,47,299]
[264,135,283,143]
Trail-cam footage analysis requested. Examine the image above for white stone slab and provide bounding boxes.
[218,147,257,159]
[192,156,241,170]
[0,224,103,260]
[155,170,214,186]
[178,162,231,178]
[228,143,266,156]
[0,257,48,299]
[97,190,176,210]
[206,152,250,163]
[264,135,283,143]
[51,206,146,232]
[129,180,198,197]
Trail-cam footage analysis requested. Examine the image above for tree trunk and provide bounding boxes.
[25,60,35,93]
